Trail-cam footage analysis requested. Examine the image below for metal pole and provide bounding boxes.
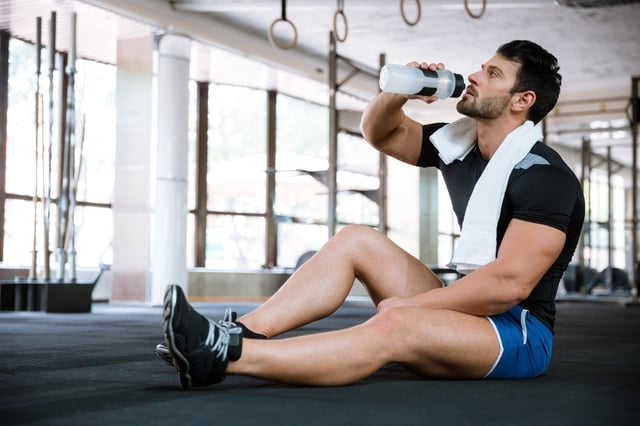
[0,31,8,263]
[30,17,42,281]
[65,12,77,281]
[265,90,278,266]
[377,53,388,234]
[328,31,338,238]
[55,50,68,282]
[607,146,613,292]
[194,81,208,268]
[577,136,586,288]
[582,136,592,292]
[630,76,639,302]
[43,11,56,281]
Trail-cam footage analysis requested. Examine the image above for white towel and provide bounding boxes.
[430,117,477,165]
[430,118,542,274]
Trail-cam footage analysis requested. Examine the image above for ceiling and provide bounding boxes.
[1,0,639,167]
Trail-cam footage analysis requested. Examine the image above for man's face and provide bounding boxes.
[456,54,520,120]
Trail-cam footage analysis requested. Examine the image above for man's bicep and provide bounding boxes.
[497,219,566,290]
[375,115,425,165]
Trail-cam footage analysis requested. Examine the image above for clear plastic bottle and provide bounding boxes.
[379,64,466,99]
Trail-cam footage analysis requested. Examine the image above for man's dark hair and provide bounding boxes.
[496,40,562,124]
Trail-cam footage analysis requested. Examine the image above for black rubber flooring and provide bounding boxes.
[1,300,639,425]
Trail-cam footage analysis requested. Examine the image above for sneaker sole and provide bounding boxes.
[163,285,193,390]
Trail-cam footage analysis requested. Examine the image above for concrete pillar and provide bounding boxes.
[150,33,191,305]
[112,36,154,302]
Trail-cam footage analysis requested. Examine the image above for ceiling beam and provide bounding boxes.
[83,0,380,99]
[170,0,552,13]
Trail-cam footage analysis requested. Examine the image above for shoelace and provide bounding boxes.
[219,308,237,328]
[205,321,230,361]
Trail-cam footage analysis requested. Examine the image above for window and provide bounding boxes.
[208,85,267,213]
[203,85,267,269]
[437,174,459,266]
[336,132,379,227]
[3,38,115,268]
[3,39,38,266]
[275,94,329,265]
[586,169,626,272]
[206,215,265,269]
[6,39,38,197]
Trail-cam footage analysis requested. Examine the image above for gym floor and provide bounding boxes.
[1,299,638,425]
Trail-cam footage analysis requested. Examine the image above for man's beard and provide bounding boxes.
[456,93,511,119]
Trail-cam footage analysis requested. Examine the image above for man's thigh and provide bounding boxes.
[349,226,444,303]
[390,306,500,379]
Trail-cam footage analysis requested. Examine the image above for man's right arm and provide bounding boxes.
[359,92,425,166]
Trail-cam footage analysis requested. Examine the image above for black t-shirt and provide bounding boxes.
[418,123,585,331]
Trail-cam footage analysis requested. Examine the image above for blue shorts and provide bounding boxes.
[484,305,553,379]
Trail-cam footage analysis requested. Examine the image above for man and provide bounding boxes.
[161,40,584,389]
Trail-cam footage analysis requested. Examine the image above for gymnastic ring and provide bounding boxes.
[400,0,421,27]
[333,10,348,43]
[464,0,487,19]
[268,17,298,50]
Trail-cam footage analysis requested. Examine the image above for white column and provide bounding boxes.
[150,33,191,305]
[112,35,154,303]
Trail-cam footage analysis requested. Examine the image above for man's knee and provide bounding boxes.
[333,224,383,250]
[335,224,376,239]
[368,306,416,336]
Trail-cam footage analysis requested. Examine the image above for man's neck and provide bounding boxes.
[475,117,528,160]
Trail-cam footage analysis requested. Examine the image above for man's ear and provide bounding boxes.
[511,91,536,113]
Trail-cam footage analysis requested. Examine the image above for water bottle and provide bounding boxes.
[379,64,466,99]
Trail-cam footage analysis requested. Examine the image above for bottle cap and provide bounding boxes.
[452,74,465,98]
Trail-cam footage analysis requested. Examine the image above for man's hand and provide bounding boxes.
[404,61,446,104]
[377,296,411,313]
[360,60,446,166]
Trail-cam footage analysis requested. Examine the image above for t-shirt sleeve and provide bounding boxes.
[509,165,579,233]
[417,122,448,168]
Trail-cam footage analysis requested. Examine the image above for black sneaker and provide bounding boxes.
[155,342,174,367]
[163,285,243,390]
[156,307,265,367]
[220,308,268,339]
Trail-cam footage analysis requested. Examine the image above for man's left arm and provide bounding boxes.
[379,218,566,316]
